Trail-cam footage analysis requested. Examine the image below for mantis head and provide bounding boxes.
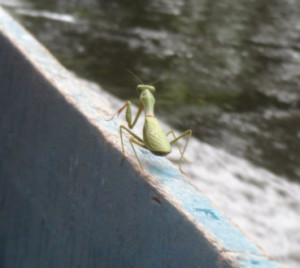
[138,85,155,111]
[137,85,156,94]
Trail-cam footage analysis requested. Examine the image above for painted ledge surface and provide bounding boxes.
[0,6,280,268]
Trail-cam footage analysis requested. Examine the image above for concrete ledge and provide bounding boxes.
[0,7,280,268]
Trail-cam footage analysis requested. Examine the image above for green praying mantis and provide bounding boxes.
[109,74,192,173]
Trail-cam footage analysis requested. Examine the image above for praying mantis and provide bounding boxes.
[109,74,192,173]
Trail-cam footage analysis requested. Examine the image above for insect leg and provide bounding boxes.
[106,102,128,121]
[107,102,143,130]
[127,103,143,129]
[119,125,145,166]
[166,130,191,163]
[169,129,192,173]
[129,138,146,171]
[166,130,184,155]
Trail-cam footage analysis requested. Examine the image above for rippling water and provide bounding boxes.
[1,0,300,267]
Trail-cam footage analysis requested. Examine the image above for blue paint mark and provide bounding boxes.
[195,208,219,220]
[252,260,260,265]
[148,162,181,179]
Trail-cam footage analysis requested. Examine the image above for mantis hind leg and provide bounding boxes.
[168,129,192,173]
[166,130,188,160]
[120,125,145,170]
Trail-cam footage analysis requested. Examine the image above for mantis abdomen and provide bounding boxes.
[143,117,172,155]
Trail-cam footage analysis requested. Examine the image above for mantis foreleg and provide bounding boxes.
[109,102,143,129]
[169,129,192,173]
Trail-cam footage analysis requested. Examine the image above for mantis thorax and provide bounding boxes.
[138,85,155,116]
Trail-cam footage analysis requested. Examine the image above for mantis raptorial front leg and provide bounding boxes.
[109,101,143,129]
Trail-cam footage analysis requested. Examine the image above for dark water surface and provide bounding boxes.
[2,0,300,182]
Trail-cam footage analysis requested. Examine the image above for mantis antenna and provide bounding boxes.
[149,78,163,86]
[126,69,144,84]
[126,69,163,86]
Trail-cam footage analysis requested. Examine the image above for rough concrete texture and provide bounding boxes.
[0,7,280,268]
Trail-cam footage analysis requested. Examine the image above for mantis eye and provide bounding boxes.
[137,85,156,94]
